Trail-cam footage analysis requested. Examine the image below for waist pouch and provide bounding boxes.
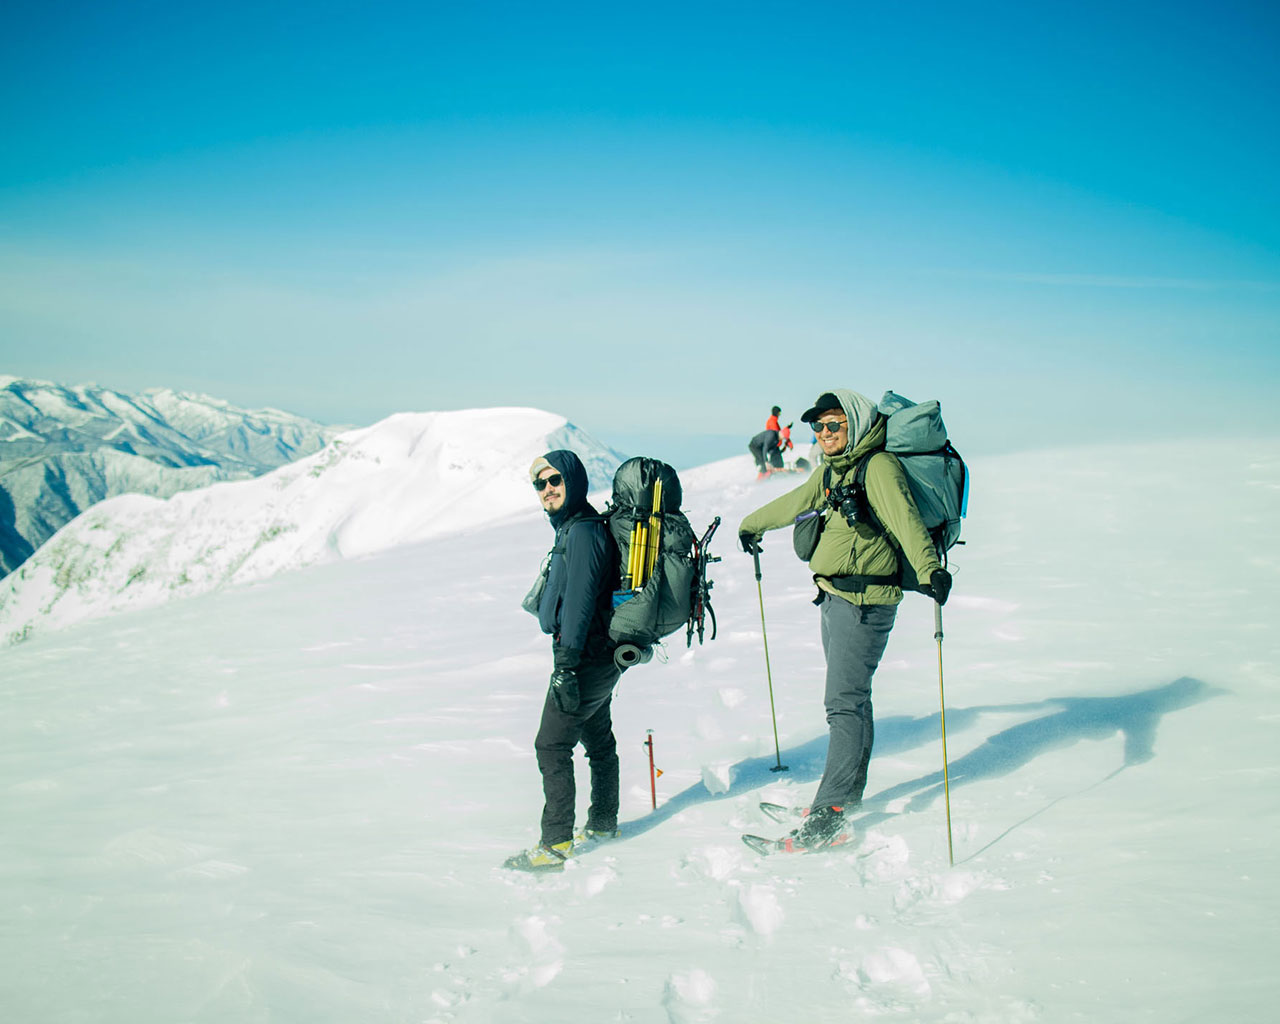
[521,552,552,616]
[792,509,824,560]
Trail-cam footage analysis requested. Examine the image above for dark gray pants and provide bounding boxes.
[811,594,898,810]
[748,430,780,472]
[534,654,622,845]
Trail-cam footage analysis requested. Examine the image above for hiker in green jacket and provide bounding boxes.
[738,388,953,850]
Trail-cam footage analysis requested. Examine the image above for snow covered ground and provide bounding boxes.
[2,435,1278,1022]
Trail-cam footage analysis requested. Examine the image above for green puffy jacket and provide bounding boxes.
[739,398,941,607]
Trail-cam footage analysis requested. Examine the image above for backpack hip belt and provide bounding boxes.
[821,571,901,594]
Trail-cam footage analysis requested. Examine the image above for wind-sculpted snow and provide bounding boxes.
[0,438,1275,1022]
[0,376,339,576]
[0,406,624,645]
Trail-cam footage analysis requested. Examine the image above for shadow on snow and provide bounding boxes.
[617,676,1222,853]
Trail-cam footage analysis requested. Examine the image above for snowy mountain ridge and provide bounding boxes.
[0,406,625,646]
[0,376,338,467]
[0,376,340,576]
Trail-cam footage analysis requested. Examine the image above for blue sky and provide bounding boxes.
[2,0,1277,461]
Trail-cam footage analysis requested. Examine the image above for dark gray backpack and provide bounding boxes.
[604,458,697,659]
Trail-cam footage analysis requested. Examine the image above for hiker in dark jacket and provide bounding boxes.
[504,449,623,872]
[748,405,784,478]
[738,389,952,851]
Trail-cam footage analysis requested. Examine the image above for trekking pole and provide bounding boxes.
[752,547,788,773]
[646,480,663,580]
[935,601,955,866]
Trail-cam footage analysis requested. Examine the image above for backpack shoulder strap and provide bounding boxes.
[823,449,903,591]
[852,449,891,538]
[555,510,607,553]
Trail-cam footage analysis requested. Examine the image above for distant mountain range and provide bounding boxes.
[0,377,341,578]
[0,403,625,645]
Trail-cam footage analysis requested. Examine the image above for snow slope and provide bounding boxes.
[0,407,623,646]
[1,438,1277,1023]
[0,377,339,576]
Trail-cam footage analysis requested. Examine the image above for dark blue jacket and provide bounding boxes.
[536,450,616,658]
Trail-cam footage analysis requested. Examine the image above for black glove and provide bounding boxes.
[739,531,763,555]
[930,568,953,606]
[552,644,582,670]
[550,666,580,713]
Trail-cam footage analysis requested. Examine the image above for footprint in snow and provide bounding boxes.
[662,968,718,1024]
[499,915,564,993]
[736,884,784,936]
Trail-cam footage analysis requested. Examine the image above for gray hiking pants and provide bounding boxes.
[534,653,622,846]
[810,594,898,811]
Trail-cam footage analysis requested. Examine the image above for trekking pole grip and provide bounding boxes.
[752,546,762,582]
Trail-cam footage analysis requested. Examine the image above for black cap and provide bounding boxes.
[800,393,842,423]
[770,405,781,416]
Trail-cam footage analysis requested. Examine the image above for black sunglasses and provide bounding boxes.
[813,420,847,434]
[533,473,564,491]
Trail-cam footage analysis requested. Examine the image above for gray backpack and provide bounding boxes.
[877,391,968,556]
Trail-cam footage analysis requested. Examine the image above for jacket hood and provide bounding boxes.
[538,449,592,527]
[816,389,882,467]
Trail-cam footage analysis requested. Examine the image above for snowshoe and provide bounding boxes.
[502,840,574,873]
[759,801,809,824]
[741,830,855,856]
[742,805,853,857]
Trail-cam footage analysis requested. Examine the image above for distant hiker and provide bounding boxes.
[737,389,953,851]
[748,405,786,479]
[504,451,623,872]
[806,423,823,469]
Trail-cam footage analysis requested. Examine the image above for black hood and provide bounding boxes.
[542,449,593,527]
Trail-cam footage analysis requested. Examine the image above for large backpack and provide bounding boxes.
[820,392,969,594]
[604,457,718,663]
[877,390,968,554]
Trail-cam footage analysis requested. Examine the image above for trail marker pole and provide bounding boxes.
[644,730,658,810]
